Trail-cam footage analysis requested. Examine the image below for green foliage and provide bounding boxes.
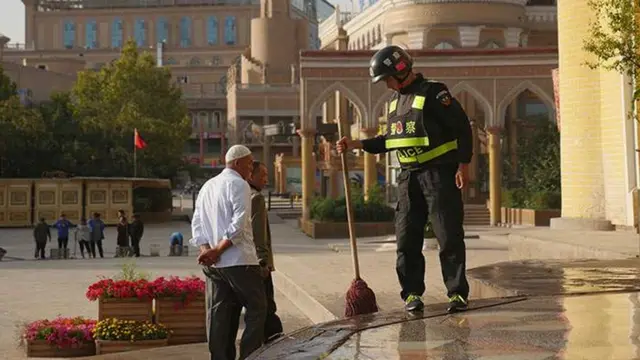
[310,185,395,222]
[502,119,561,210]
[113,261,150,282]
[0,40,191,179]
[583,0,639,81]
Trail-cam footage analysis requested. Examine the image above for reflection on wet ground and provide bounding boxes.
[468,259,640,296]
[328,292,640,360]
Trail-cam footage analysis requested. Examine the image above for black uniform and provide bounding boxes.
[363,53,472,312]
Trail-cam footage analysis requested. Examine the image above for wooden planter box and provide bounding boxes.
[500,207,561,227]
[155,296,206,345]
[26,340,96,358]
[95,338,169,355]
[98,298,153,322]
[299,218,395,239]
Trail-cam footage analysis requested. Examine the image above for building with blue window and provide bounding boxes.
[134,19,146,47]
[180,17,192,48]
[224,16,237,45]
[85,20,97,49]
[111,18,123,48]
[63,20,75,49]
[207,16,219,45]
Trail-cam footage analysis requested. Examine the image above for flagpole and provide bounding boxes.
[134,129,137,178]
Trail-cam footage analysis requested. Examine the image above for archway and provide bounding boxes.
[450,82,493,204]
[499,81,557,185]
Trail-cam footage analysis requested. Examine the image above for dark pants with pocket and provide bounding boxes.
[131,237,141,257]
[79,240,89,257]
[58,237,69,250]
[90,240,104,258]
[204,265,267,360]
[395,164,469,301]
[35,241,46,259]
[263,273,283,341]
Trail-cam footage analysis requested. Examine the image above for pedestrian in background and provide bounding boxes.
[76,217,91,259]
[33,217,51,260]
[88,212,105,258]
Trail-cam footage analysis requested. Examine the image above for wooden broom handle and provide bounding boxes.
[338,121,361,280]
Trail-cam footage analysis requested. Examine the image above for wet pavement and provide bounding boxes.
[250,292,640,360]
[467,258,640,297]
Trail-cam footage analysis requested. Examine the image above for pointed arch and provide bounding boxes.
[372,90,395,122]
[450,81,494,127]
[497,80,555,127]
[306,81,369,129]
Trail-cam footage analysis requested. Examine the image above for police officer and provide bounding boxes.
[336,45,472,313]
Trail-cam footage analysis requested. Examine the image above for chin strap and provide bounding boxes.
[393,71,411,89]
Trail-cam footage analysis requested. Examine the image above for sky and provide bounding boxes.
[0,0,353,45]
[1,0,25,44]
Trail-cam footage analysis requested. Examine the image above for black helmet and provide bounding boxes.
[369,45,413,84]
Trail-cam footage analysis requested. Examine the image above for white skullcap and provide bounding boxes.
[225,145,252,163]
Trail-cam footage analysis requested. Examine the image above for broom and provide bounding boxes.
[338,121,379,317]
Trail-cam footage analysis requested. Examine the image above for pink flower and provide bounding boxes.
[23,317,97,349]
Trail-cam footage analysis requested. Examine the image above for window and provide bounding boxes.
[156,17,168,43]
[63,20,75,49]
[166,57,178,65]
[135,19,146,47]
[189,57,201,66]
[224,16,237,45]
[111,18,123,48]
[207,16,218,45]
[180,17,192,48]
[434,41,455,49]
[85,20,98,49]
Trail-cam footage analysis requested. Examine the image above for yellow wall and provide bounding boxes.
[558,0,637,225]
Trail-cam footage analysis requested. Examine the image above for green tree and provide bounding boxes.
[516,119,561,194]
[0,65,47,177]
[584,0,639,96]
[72,40,191,178]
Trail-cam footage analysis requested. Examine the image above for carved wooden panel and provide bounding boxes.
[89,190,107,205]
[38,190,56,206]
[10,190,28,207]
[61,190,79,205]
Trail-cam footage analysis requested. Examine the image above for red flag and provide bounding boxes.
[134,129,147,149]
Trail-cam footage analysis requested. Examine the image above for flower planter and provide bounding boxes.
[299,218,395,239]
[26,340,96,358]
[155,296,207,345]
[98,298,153,322]
[500,207,561,227]
[95,338,169,355]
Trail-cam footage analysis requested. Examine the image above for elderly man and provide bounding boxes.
[190,145,267,360]
[248,161,284,343]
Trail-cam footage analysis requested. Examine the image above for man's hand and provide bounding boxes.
[198,248,220,266]
[456,163,469,189]
[336,136,363,154]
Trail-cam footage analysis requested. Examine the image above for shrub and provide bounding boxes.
[310,185,394,222]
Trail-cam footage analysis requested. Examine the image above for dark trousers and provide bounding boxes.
[35,241,46,259]
[263,273,283,341]
[79,240,89,257]
[395,164,469,300]
[90,240,104,258]
[131,237,141,257]
[204,265,267,360]
[58,237,69,249]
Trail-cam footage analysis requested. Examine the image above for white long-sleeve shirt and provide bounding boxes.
[189,168,259,268]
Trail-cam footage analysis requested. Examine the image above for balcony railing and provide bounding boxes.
[179,83,225,99]
[525,5,557,23]
[3,43,33,51]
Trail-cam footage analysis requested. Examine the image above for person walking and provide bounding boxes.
[33,218,51,260]
[129,214,144,257]
[248,160,284,343]
[52,214,74,258]
[336,45,473,314]
[116,215,130,257]
[88,213,105,258]
[190,145,267,360]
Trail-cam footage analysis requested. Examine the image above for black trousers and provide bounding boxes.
[395,164,469,301]
[263,273,283,341]
[58,237,69,249]
[79,240,89,257]
[90,240,104,258]
[35,241,46,259]
[204,265,267,360]
[131,237,141,257]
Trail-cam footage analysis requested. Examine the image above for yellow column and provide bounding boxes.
[469,120,479,202]
[361,127,379,200]
[300,129,316,220]
[487,127,502,226]
[557,0,605,218]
